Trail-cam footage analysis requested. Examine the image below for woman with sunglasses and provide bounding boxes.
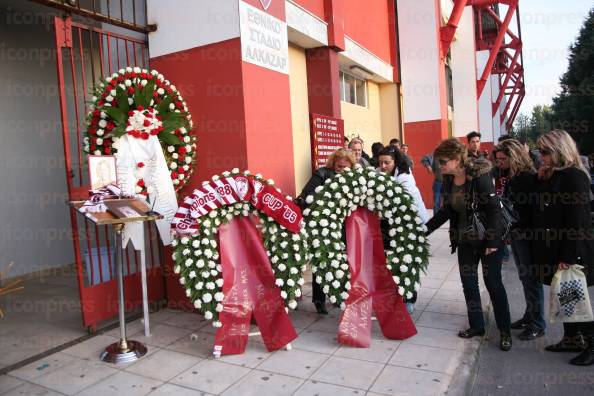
[493,140,545,340]
[425,138,512,351]
[532,130,594,366]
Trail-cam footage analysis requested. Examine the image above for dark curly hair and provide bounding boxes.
[377,146,410,176]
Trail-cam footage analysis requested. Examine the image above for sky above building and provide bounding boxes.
[518,0,592,115]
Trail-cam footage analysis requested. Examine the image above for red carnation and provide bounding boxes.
[153,91,159,98]
[141,132,149,140]
[128,87,135,94]
[128,110,135,117]
[178,146,187,154]
[88,127,96,135]
[106,122,115,131]
[143,119,151,127]
[97,101,104,106]
[137,179,145,187]
[137,105,144,111]
[104,147,111,155]
[93,109,100,117]
[90,144,96,152]
[137,162,145,168]
[171,172,178,179]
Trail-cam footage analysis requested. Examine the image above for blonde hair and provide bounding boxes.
[326,148,356,169]
[434,138,468,166]
[537,130,590,180]
[493,139,535,178]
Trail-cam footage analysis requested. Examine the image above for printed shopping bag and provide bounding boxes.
[549,265,594,323]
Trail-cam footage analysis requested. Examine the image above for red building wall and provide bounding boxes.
[292,0,325,20]
[343,0,393,64]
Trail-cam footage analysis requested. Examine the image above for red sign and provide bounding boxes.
[310,113,345,170]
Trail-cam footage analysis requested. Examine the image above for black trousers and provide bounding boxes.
[563,320,594,338]
[312,279,326,305]
[457,242,511,333]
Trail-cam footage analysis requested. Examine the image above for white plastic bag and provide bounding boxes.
[549,264,594,323]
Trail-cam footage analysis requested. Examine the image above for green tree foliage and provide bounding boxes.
[551,8,594,154]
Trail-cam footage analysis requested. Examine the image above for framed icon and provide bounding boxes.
[88,155,117,190]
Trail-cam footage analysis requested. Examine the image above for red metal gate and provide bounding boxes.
[53,17,165,332]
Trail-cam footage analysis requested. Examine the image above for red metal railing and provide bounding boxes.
[54,17,165,332]
[440,0,525,131]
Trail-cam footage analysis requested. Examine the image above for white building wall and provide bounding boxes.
[397,0,443,123]
[491,74,503,141]
[451,7,478,138]
[147,0,241,58]
[477,50,494,143]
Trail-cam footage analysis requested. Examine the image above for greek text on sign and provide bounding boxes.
[239,1,289,75]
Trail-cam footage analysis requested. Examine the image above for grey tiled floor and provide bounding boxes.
[1,227,487,395]
[0,266,86,370]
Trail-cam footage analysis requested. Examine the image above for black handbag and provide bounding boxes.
[465,180,517,243]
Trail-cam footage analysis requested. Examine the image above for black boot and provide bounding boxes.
[314,301,328,315]
[569,336,594,366]
[545,333,586,352]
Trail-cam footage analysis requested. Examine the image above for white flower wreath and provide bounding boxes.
[303,165,429,308]
[172,169,310,327]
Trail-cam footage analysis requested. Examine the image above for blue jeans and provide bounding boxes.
[433,179,443,211]
[511,239,545,331]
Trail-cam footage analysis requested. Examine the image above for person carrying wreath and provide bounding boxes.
[532,130,594,366]
[425,138,512,351]
[295,148,356,314]
[376,146,428,313]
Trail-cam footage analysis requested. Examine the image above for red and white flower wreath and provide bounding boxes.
[83,67,197,193]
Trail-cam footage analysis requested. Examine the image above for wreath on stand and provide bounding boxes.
[303,165,430,308]
[83,67,197,194]
[172,169,311,327]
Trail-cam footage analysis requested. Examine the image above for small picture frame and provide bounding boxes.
[88,155,117,190]
[104,200,146,219]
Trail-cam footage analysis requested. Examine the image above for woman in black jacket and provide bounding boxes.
[532,130,594,366]
[295,148,356,314]
[426,139,512,351]
[493,140,544,340]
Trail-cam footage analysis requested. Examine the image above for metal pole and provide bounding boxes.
[100,222,147,364]
[115,224,128,351]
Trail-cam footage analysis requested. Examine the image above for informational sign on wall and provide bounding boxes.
[310,113,345,170]
[239,1,289,74]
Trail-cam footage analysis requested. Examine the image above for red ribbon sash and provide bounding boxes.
[338,208,417,347]
[213,216,298,356]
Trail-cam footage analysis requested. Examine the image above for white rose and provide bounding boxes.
[204,311,213,320]
[193,300,202,309]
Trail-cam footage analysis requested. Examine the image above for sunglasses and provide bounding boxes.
[539,148,551,156]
